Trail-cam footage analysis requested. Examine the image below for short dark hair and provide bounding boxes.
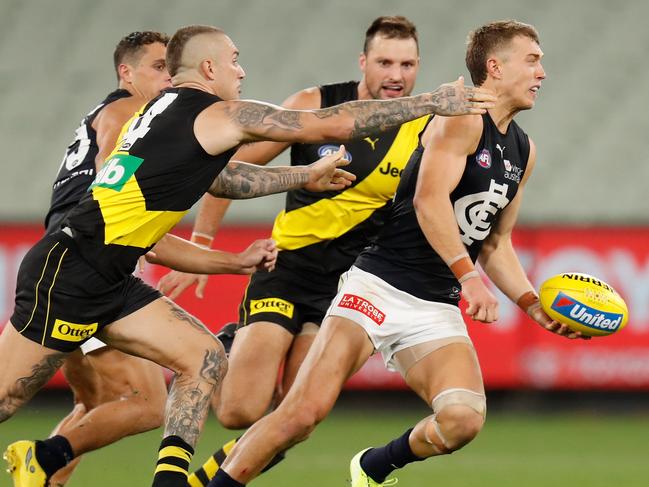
[363,16,418,54]
[466,20,540,85]
[113,31,169,81]
[166,25,225,77]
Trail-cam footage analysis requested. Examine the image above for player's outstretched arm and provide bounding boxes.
[196,77,496,154]
[207,145,354,199]
[148,234,277,277]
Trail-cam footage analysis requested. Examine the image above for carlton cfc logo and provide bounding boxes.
[476,149,491,168]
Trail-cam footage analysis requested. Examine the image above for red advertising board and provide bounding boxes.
[0,224,648,390]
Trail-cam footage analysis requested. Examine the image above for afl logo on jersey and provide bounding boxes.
[476,149,491,168]
[318,145,352,162]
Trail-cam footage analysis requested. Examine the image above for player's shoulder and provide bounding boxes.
[422,114,484,148]
[281,86,322,110]
[96,94,146,125]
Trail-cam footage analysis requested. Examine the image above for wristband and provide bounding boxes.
[449,254,477,283]
[516,290,540,315]
[458,270,480,284]
[191,231,213,249]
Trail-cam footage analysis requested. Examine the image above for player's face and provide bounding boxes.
[360,35,419,99]
[129,42,172,101]
[499,36,545,110]
[213,36,246,100]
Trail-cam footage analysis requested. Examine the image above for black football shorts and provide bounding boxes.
[10,231,161,352]
[238,259,340,335]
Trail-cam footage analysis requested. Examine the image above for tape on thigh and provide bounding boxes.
[432,388,486,418]
[393,336,472,376]
[298,322,319,337]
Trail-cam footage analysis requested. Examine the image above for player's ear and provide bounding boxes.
[201,59,217,80]
[118,63,133,84]
[358,52,367,72]
[486,57,502,80]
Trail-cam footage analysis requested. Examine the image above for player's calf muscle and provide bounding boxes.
[0,351,66,421]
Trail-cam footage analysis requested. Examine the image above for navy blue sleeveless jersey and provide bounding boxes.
[45,89,132,233]
[356,113,531,305]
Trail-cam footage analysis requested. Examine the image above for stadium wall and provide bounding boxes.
[1,224,648,391]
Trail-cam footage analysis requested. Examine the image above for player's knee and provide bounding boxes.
[217,402,262,430]
[280,402,328,442]
[176,335,227,385]
[434,405,484,451]
[131,391,166,432]
[424,388,486,454]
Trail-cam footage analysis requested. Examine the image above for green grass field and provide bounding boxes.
[2,396,648,487]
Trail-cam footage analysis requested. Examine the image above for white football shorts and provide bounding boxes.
[325,266,471,374]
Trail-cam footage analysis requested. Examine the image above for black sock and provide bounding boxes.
[152,435,194,487]
[205,468,245,487]
[360,428,423,483]
[35,435,74,475]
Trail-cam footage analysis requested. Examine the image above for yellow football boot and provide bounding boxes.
[350,448,398,487]
[4,441,48,487]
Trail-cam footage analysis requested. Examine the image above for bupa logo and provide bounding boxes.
[51,319,99,342]
[317,145,352,162]
[476,149,491,168]
[551,292,623,332]
[250,298,295,318]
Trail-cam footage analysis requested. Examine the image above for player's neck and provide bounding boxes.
[356,79,373,100]
[487,106,518,134]
[482,81,520,133]
[118,82,141,99]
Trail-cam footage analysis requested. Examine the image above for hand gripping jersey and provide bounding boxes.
[356,113,531,305]
[271,81,431,277]
[45,89,132,234]
[64,88,235,282]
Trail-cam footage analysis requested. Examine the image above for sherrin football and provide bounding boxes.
[539,273,628,337]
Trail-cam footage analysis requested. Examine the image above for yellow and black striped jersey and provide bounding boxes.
[65,88,234,282]
[272,81,431,275]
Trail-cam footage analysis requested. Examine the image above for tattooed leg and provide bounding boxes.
[164,347,225,445]
[99,298,228,448]
[0,323,67,422]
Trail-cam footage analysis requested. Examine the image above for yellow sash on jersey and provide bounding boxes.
[272,116,430,250]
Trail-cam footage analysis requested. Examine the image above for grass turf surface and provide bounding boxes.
[2,397,648,487]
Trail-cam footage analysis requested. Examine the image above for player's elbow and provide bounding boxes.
[413,193,435,220]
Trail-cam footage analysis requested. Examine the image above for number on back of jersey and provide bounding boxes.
[118,93,178,151]
[58,101,105,172]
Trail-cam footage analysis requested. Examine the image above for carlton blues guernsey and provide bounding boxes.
[356,113,531,305]
[64,88,234,282]
[45,89,132,234]
[271,81,431,280]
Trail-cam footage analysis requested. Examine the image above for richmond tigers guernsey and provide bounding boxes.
[45,89,132,234]
[64,88,234,282]
[271,81,431,275]
[356,113,531,305]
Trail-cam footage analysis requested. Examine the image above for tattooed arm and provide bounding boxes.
[208,145,354,198]
[194,77,495,154]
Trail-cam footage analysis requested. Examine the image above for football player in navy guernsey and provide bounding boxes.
[0,24,495,487]
[157,16,430,487]
[205,20,587,487]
